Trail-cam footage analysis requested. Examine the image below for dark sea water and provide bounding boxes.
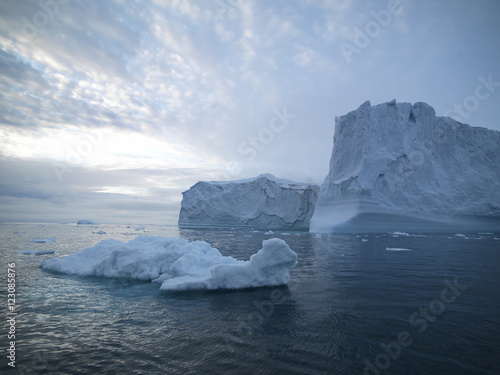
[1,223,499,375]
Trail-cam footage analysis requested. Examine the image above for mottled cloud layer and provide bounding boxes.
[1,0,499,223]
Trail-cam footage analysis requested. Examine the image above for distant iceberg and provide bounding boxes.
[41,235,298,291]
[77,220,97,225]
[179,174,319,230]
[310,100,500,233]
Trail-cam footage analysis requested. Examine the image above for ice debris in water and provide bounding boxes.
[31,237,56,243]
[20,250,55,255]
[41,235,298,291]
[391,232,410,236]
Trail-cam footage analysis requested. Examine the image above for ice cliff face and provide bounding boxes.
[310,100,500,232]
[179,174,319,230]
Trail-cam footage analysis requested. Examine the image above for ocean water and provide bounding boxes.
[1,223,499,375]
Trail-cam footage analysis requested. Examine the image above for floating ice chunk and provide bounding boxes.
[455,234,466,237]
[391,232,410,236]
[20,250,55,255]
[385,247,412,251]
[159,238,298,291]
[31,237,56,243]
[41,236,298,291]
[93,230,107,234]
[362,239,368,242]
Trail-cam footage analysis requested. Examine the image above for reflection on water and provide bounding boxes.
[0,223,499,374]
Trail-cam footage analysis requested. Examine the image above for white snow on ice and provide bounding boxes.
[41,235,298,291]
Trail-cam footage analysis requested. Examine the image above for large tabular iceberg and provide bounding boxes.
[40,235,298,291]
[179,174,319,230]
[310,100,500,233]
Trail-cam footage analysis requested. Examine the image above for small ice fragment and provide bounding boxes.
[31,237,56,243]
[20,250,55,255]
[391,231,410,236]
[385,247,412,251]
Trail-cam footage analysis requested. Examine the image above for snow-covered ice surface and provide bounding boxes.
[179,174,319,230]
[311,100,500,233]
[40,235,298,291]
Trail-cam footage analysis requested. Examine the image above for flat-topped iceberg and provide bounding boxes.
[77,220,97,225]
[40,235,298,291]
[179,174,319,230]
[310,100,500,233]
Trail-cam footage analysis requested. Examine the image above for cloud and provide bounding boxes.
[0,155,221,224]
[0,0,499,224]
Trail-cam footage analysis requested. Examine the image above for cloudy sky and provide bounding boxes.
[1,0,499,224]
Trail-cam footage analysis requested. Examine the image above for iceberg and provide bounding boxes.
[179,174,319,230]
[77,220,97,225]
[40,235,298,291]
[310,100,500,233]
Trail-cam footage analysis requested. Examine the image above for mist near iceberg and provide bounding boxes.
[40,235,298,291]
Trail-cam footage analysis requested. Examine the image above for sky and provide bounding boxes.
[0,0,499,225]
